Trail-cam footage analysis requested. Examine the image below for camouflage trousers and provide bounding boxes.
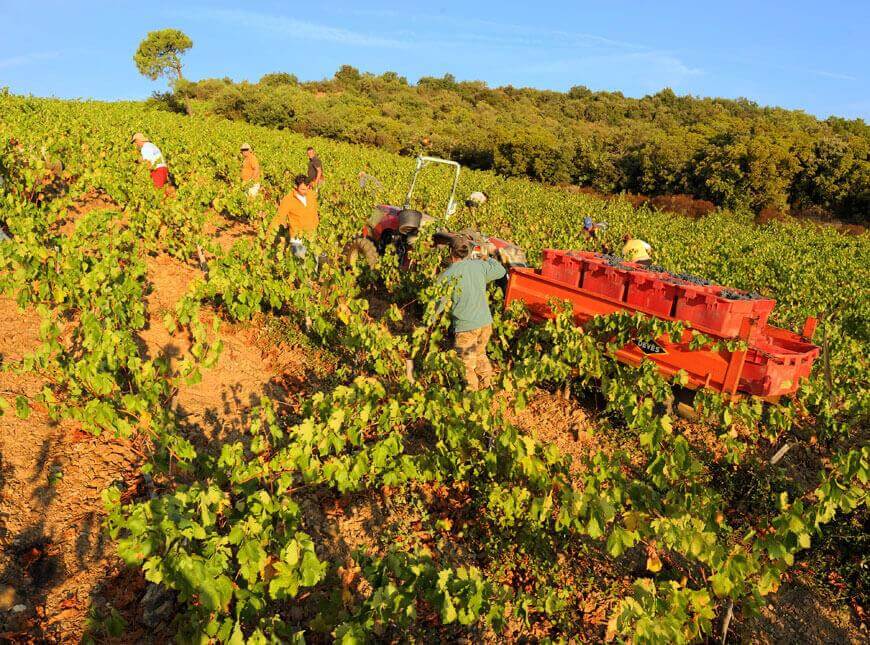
[454,324,494,391]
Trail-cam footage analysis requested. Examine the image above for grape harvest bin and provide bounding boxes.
[505,250,820,399]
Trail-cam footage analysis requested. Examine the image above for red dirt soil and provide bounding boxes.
[0,296,144,641]
[0,245,305,641]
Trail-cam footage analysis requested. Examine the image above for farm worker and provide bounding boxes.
[583,216,607,239]
[240,143,261,197]
[465,191,488,208]
[358,170,382,191]
[272,174,319,258]
[131,133,169,188]
[621,234,652,266]
[306,147,324,189]
[437,236,506,391]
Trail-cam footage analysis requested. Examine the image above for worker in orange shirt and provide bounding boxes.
[271,174,319,258]
[240,143,261,197]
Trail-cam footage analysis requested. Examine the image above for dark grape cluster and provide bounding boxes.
[671,272,711,286]
[595,253,624,264]
[587,255,767,301]
[719,289,765,301]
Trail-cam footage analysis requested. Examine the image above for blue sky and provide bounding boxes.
[1,0,868,119]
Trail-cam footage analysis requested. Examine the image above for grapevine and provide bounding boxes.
[0,93,866,643]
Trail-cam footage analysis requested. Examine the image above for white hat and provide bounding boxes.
[240,142,252,151]
[131,132,146,143]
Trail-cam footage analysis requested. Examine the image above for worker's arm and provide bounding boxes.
[269,196,290,237]
[315,165,323,184]
[482,257,507,283]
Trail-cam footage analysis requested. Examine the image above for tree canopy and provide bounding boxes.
[134,29,193,83]
[177,66,869,223]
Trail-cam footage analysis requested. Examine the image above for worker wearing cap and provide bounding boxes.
[272,174,319,257]
[437,237,506,391]
[583,216,607,239]
[465,191,488,208]
[240,143,261,197]
[622,234,653,266]
[131,133,169,188]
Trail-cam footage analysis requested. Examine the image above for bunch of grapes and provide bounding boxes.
[719,289,764,301]
[672,272,711,286]
[595,253,626,267]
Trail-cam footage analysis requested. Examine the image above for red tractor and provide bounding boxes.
[342,155,527,272]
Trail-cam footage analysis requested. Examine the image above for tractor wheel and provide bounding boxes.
[343,237,379,269]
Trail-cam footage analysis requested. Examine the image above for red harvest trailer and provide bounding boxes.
[504,250,820,400]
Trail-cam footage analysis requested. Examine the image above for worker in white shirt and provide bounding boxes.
[465,191,488,208]
[131,133,169,188]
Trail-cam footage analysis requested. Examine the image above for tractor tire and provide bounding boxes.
[397,209,423,234]
[343,237,379,269]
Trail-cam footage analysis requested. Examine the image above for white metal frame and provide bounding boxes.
[402,155,461,220]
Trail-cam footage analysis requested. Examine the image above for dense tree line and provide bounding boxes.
[172,66,869,223]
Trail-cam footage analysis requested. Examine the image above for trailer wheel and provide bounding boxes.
[671,387,699,421]
[675,401,699,421]
[343,238,379,269]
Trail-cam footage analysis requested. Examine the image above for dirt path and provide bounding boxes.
[0,296,145,641]
[139,253,303,446]
[0,245,311,641]
[741,575,864,644]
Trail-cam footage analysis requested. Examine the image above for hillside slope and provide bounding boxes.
[1,94,867,643]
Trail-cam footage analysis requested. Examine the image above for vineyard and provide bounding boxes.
[0,91,868,643]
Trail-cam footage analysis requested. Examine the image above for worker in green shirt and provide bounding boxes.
[437,237,506,391]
